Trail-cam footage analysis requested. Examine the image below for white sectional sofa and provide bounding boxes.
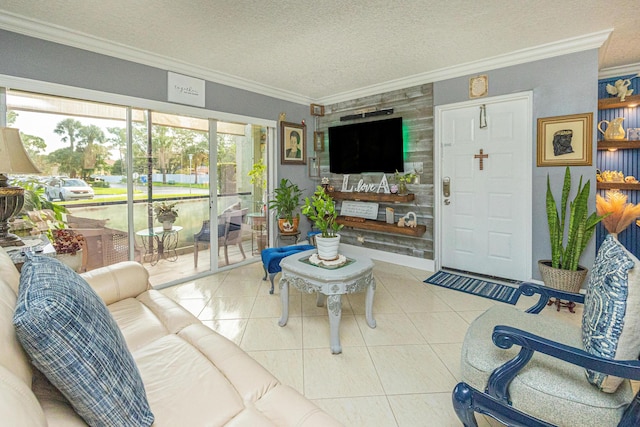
[0,246,340,426]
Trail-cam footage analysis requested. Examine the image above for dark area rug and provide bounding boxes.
[424,270,522,305]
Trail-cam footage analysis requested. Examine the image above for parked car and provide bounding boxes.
[45,178,94,201]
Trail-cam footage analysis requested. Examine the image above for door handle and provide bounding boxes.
[443,177,450,198]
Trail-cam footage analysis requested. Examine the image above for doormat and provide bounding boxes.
[424,270,522,305]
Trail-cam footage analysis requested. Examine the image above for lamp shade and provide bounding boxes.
[0,128,41,175]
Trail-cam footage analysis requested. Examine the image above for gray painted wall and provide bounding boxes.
[0,28,600,276]
[434,49,599,280]
[0,29,315,227]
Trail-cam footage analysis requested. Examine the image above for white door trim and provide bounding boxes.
[434,91,533,280]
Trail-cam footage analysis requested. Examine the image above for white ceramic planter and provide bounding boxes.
[315,234,340,260]
[57,250,83,272]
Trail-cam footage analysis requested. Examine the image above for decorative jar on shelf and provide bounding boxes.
[598,118,625,140]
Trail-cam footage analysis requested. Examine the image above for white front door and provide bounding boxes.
[438,93,532,281]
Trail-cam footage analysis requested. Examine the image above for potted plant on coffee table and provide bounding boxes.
[269,178,303,233]
[302,186,343,260]
[539,167,605,294]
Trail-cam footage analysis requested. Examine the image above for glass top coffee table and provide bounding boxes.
[278,248,376,354]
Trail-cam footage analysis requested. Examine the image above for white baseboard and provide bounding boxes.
[341,243,435,272]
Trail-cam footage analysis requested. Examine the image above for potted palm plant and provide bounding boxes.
[302,186,343,260]
[269,178,303,233]
[539,167,605,292]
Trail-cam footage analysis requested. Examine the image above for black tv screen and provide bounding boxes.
[329,117,404,174]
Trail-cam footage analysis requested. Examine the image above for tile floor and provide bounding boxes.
[158,259,587,426]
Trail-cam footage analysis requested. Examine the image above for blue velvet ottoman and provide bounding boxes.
[261,245,315,294]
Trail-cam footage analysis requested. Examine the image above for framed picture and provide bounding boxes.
[313,131,325,152]
[308,157,320,178]
[310,103,325,116]
[469,75,488,98]
[536,113,593,167]
[280,121,306,165]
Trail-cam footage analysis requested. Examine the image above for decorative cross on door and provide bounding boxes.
[474,149,489,170]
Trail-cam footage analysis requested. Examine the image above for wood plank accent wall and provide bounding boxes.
[315,83,434,259]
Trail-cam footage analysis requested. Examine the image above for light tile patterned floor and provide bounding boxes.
[158,259,589,426]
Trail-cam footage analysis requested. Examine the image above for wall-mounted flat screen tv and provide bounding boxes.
[328,117,404,174]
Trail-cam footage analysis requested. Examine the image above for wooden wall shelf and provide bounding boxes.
[597,182,640,191]
[597,140,640,150]
[329,191,414,203]
[337,216,426,236]
[598,95,640,110]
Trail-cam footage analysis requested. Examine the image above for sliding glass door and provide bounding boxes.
[4,89,270,287]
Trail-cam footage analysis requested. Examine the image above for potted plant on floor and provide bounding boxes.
[302,186,343,260]
[539,166,605,293]
[269,178,303,233]
[153,201,178,231]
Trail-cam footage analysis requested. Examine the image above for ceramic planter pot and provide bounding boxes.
[278,217,299,233]
[315,234,340,260]
[57,250,83,273]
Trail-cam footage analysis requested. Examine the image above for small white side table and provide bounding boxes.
[278,249,376,354]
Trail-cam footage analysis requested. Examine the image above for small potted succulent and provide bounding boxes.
[302,186,343,260]
[269,178,303,233]
[153,201,179,231]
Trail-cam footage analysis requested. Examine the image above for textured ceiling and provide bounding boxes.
[0,0,639,103]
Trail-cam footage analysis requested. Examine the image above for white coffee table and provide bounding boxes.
[278,249,376,354]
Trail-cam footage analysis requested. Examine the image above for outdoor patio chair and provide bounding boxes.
[68,226,130,271]
[194,208,248,267]
[452,234,640,427]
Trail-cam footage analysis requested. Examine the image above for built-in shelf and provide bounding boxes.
[597,182,640,190]
[329,191,414,203]
[597,140,640,150]
[337,216,426,236]
[598,94,640,110]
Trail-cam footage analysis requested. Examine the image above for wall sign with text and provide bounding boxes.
[167,72,205,108]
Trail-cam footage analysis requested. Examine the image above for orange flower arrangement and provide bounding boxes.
[596,191,640,235]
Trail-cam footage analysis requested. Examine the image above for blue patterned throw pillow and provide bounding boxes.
[13,255,154,426]
[582,234,640,392]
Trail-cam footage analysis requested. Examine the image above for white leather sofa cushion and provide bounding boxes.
[0,247,340,426]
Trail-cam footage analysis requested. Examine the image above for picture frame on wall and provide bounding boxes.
[280,121,306,165]
[310,104,325,116]
[313,131,325,152]
[536,113,593,167]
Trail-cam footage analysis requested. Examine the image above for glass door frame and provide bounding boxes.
[0,75,276,283]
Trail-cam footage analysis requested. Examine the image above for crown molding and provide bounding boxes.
[0,12,613,106]
[0,12,313,106]
[599,63,640,79]
[318,29,612,105]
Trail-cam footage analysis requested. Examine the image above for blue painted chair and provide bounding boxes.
[261,245,315,294]
[452,235,640,426]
